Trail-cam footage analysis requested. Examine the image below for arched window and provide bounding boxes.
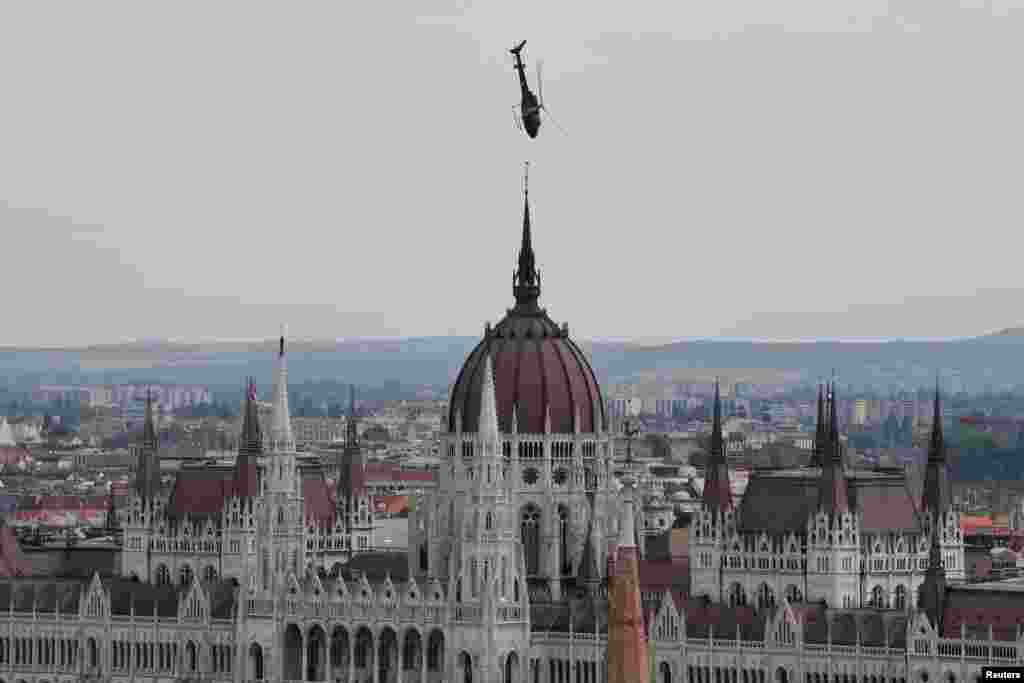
[784,585,802,603]
[870,586,886,609]
[419,544,428,573]
[520,506,541,576]
[757,583,775,609]
[179,564,193,586]
[203,565,217,583]
[485,512,494,531]
[728,583,746,607]
[661,662,673,683]
[894,585,907,610]
[154,564,170,585]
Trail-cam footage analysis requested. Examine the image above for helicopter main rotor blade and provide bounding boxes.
[536,59,544,107]
[541,105,569,137]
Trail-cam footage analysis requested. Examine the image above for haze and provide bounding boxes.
[2,0,1023,347]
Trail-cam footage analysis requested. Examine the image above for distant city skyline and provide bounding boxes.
[2,2,1023,346]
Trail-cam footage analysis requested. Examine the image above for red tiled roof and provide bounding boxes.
[168,469,235,517]
[302,477,336,527]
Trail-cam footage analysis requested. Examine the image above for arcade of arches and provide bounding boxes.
[654,667,920,683]
[279,624,445,682]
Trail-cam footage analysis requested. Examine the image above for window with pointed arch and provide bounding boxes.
[894,585,908,610]
[558,505,571,576]
[485,511,494,531]
[870,585,886,608]
[784,585,802,603]
[203,565,217,583]
[179,564,193,587]
[757,583,775,609]
[728,582,746,607]
[520,505,541,576]
[154,564,170,586]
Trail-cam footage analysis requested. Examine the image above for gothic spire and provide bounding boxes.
[828,382,839,459]
[702,379,733,511]
[578,491,604,593]
[134,390,160,499]
[817,382,848,513]
[513,162,541,309]
[810,384,826,467]
[235,378,261,497]
[478,351,500,444]
[922,383,951,523]
[141,389,158,452]
[268,326,294,452]
[918,523,947,627]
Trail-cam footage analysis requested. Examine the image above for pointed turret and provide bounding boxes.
[478,351,500,445]
[234,379,261,498]
[577,491,604,596]
[268,327,295,452]
[607,459,650,683]
[337,385,366,534]
[918,524,947,627]
[809,384,827,467]
[513,162,541,310]
[701,380,733,511]
[921,384,951,524]
[817,383,848,513]
[134,390,161,499]
[141,389,158,452]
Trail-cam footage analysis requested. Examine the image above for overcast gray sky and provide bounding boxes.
[2,0,1023,346]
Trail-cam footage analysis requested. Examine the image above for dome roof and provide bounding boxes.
[447,168,606,435]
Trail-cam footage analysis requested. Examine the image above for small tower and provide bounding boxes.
[607,455,650,683]
[337,385,372,557]
[807,383,859,607]
[808,384,827,468]
[121,390,162,580]
[689,380,734,600]
[258,329,305,595]
[448,352,530,681]
[917,524,947,632]
[921,385,963,580]
[223,379,261,579]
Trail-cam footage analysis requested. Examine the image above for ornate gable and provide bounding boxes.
[652,590,681,642]
[179,575,208,622]
[910,610,935,640]
[427,577,445,604]
[404,576,422,605]
[768,597,800,647]
[356,573,374,604]
[80,572,108,620]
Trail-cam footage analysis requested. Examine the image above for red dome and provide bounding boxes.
[448,312,606,435]
[447,173,606,435]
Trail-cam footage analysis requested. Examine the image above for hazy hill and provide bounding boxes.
[3,331,1024,398]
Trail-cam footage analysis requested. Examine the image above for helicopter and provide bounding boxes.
[510,40,565,139]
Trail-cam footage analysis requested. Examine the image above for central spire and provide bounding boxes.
[268,325,295,452]
[513,161,541,309]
